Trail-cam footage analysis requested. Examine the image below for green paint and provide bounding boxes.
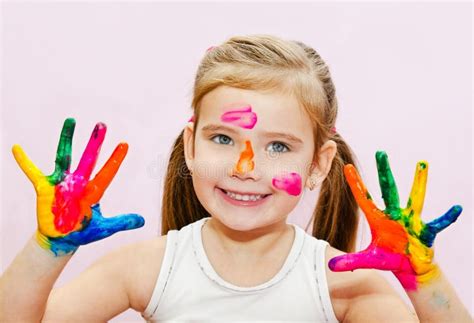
[406,197,412,208]
[49,118,75,184]
[430,291,450,309]
[366,191,373,200]
[376,151,400,213]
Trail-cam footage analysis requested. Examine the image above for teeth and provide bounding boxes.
[225,190,264,201]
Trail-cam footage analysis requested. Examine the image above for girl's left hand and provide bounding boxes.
[328,151,462,291]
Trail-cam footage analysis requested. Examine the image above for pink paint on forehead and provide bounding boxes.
[221,106,257,129]
[272,172,302,196]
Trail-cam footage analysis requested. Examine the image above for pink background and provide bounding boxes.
[1,2,472,321]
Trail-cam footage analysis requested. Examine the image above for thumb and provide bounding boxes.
[329,246,407,272]
[66,210,145,245]
[12,144,44,188]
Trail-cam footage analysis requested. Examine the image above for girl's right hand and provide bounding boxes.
[12,118,145,256]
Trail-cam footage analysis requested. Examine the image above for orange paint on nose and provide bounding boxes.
[235,140,255,174]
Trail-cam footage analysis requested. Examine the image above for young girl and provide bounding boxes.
[1,35,471,322]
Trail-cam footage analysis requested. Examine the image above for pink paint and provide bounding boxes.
[52,173,88,233]
[221,106,257,129]
[75,123,107,180]
[329,245,417,290]
[272,172,302,196]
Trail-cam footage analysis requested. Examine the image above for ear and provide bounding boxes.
[183,122,195,173]
[305,140,337,189]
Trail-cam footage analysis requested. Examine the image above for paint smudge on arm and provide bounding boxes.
[430,291,451,310]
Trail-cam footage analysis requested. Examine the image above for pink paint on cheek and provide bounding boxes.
[221,106,257,129]
[272,172,302,196]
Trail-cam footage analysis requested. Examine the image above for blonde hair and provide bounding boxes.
[162,34,359,252]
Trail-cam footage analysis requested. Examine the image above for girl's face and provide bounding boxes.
[184,85,333,232]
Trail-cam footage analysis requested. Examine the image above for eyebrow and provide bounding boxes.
[200,124,304,145]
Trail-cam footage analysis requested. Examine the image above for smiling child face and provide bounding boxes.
[183,85,319,232]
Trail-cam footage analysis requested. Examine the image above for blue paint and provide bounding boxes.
[47,203,145,256]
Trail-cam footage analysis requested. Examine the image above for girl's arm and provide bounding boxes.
[405,267,471,322]
[0,236,72,321]
[1,234,166,322]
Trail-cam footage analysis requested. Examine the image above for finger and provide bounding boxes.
[66,209,144,245]
[405,161,428,235]
[375,151,400,215]
[50,118,76,184]
[344,164,385,223]
[420,205,462,247]
[84,143,128,204]
[328,245,408,272]
[12,144,45,187]
[75,122,107,180]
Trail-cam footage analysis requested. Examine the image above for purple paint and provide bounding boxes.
[272,172,302,196]
[221,106,257,129]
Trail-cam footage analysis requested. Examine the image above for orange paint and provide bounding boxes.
[235,140,254,174]
[345,165,408,254]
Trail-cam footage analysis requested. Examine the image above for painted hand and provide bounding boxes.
[328,151,462,291]
[12,118,145,256]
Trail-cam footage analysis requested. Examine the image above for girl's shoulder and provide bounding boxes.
[323,245,416,322]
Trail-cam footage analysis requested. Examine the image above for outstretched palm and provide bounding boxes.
[12,118,144,256]
[329,151,462,291]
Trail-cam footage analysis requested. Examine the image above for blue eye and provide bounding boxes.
[268,142,290,153]
[211,134,233,145]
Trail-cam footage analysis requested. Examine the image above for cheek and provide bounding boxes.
[272,172,302,196]
[193,150,233,181]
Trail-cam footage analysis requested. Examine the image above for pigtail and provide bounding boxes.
[311,133,359,252]
[161,130,210,235]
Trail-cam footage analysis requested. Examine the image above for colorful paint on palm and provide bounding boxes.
[329,151,462,290]
[12,118,144,256]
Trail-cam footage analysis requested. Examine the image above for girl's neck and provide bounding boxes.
[204,217,293,260]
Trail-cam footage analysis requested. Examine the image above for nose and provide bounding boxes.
[230,140,260,181]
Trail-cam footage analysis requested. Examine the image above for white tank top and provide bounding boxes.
[142,217,338,322]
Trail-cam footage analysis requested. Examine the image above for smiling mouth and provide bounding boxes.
[218,187,271,202]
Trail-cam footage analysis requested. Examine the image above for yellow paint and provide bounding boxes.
[405,161,428,235]
[12,144,66,238]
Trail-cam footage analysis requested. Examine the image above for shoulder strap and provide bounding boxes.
[142,230,179,320]
[313,239,339,323]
